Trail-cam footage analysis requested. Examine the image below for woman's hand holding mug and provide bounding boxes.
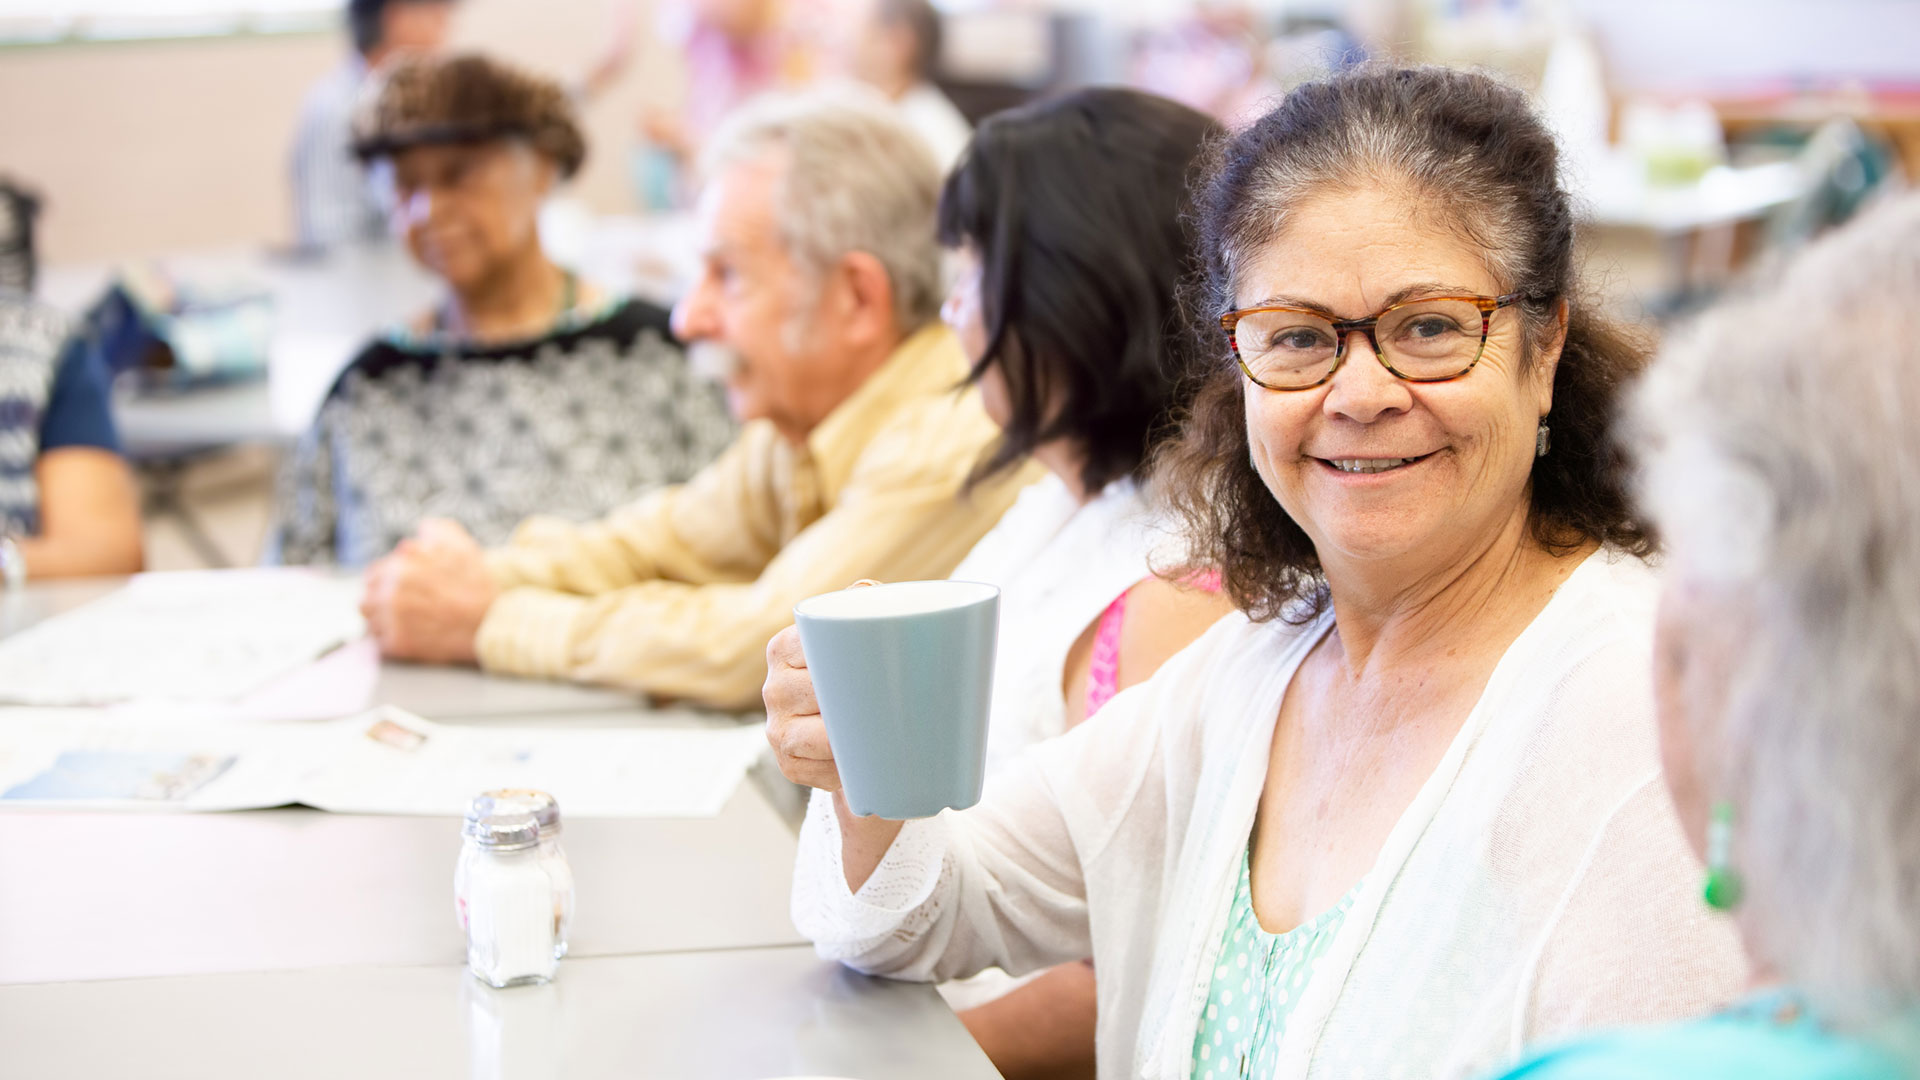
[763,622,842,794]
[764,581,908,892]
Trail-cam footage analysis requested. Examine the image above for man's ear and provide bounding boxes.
[834,250,901,351]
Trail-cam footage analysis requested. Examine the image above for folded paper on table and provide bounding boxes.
[0,711,323,811]
[106,637,383,726]
[0,570,367,707]
[0,707,769,818]
[299,708,772,817]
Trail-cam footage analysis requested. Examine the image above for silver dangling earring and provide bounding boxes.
[1535,419,1552,458]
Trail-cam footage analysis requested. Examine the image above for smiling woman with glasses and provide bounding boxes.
[773,65,1745,1079]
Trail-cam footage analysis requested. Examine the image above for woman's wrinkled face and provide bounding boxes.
[390,140,553,291]
[1233,185,1558,574]
[942,243,1011,428]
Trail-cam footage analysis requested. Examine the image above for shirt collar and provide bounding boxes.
[802,321,970,492]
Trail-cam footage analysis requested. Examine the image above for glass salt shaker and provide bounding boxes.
[455,789,575,959]
[462,810,557,988]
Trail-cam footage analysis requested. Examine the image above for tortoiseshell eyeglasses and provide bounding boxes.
[1220,293,1523,391]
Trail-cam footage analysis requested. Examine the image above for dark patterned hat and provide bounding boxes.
[351,53,586,178]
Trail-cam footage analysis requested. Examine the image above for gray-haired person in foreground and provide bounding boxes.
[1488,195,1920,1079]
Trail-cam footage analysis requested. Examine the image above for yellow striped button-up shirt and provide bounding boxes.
[475,324,1040,709]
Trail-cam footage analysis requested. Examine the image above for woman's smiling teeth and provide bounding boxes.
[1322,455,1425,474]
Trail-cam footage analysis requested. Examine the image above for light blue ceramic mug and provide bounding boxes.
[792,580,1000,820]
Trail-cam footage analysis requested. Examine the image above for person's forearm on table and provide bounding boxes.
[20,449,143,578]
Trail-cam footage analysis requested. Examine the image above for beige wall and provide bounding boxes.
[0,0,681,265]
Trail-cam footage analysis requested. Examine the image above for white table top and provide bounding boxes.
[0,792,804,986]
[0,575,805,988]
[0,946,1001,1080]
[0,574,995,1077]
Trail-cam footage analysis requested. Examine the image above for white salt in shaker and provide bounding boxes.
[462,811,557,988]
[455,789,575,958]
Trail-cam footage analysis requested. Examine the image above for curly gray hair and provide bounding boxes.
[1634,192,1920,1026]
[699,89,944,337]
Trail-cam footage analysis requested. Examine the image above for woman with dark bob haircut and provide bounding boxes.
[771,67,1744,1076]
[845,86,1236,1077]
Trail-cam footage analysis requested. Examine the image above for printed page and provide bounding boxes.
[297,708,771,818]
[0,570,366,707]
[0,710,322,811]
[0,707,769,818]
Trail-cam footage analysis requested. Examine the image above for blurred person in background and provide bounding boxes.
[291,0,459,251]
[271,55,735,567]
[359,93,1036,709]
[1491,196,1920,1080]
[926,87,1233,1078]
[0,293,142,582]
[842,0,971,171]
[633,0,790,209]
[1130,5,1284,129]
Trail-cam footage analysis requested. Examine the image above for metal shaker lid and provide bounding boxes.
[464,789,561,837]
[463,810,541,850]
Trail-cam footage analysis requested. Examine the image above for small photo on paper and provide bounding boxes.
[1,751,237,803]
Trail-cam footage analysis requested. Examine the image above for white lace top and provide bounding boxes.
[948,473,1178,774]
[792,551,1747,1078]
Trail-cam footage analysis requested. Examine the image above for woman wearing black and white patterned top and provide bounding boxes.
[271,54,734,566]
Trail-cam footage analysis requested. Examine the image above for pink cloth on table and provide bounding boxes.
[1083,570,1224,718]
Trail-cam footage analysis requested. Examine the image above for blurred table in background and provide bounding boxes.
[38,242,441,451]
[1581,159,1809,233]
[1577,156,1814,313]
[38,214,701,568]
[35,210,701,450]
[539,203,699,310]
[39,243,440,566]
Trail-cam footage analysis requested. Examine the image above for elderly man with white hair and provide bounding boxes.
[1490,196,1920,1078]
[359,93,1038,708]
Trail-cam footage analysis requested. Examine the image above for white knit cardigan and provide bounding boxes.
[791,551,1747,1078]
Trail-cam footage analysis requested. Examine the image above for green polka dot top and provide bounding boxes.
[1190,846,1358,1080]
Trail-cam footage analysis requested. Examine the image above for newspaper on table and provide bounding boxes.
[0,570,366,707]
[0,707,769,818]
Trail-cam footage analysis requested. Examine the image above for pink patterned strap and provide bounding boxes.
[1082,569,1224,721]
[1083,591,1129,719]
